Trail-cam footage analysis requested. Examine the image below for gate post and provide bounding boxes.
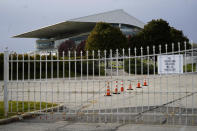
[4,48,9,117]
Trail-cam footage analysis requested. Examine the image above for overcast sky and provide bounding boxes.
[0,0,196,53]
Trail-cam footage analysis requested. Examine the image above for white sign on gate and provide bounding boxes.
[158,55,183,74]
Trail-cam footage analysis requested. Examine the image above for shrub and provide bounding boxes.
[58,40,76,57]
[124,58,157,74]
[76,40,86,56]
[0,54,105,80]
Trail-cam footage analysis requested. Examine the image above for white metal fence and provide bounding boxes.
[1,43,197,125]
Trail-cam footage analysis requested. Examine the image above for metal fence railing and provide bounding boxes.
[1,43,197,125]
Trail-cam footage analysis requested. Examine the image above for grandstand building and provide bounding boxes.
[14,9,145,52]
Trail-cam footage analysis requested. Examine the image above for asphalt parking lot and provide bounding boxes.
[0,74,197,129]
[1,121,197,131]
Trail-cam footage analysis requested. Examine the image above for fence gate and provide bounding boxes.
[2,43,197,125]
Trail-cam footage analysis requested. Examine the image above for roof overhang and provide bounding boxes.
[13,9,145,40]
[13,21,96,39]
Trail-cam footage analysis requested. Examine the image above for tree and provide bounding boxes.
[76,40,86,56]
[85,22,127,55]
[128,19,190,55]
[170,27,190,51]
[58,40,76,56]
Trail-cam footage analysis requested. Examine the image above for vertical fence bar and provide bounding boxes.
[178,42,181,124]
[86,50,89,117]
[16,53,18,112]
[128,47,131,123]
[134,48,137,76]
[104,50,107,77]
[10,53,13,113]
[74,51,77,114]
[57,51,59,79]
[28,53,30,112]
[51,52,53,80]
[153,45,156,121]
[57,51,60,113]
[63,51,66,113]
[68,51,71,114]
[172,43,175,125]
[191,41,194,125]
[140,47,143,120]
[147,46,150,111]
[159,45,162,123]
[116,49,119,122]
[34,52,36,111]
[122,48,125,79]
[116,49,119,77]
[110,49,112,78]
[104,50,107,122]
[28,53,30,80]
[39,53,42,112]
[22,53,24,113]
[34,52,36,80]
[4,48,9,117]
[165,44,169,120]
[141,47,143,75]
[45,53,48,115]
[134,47,137,116]
[80,51,83,109]
[110,49,113,124]
[184,42,187,73]
[128,48,131,76]
[86,50,89,121]
[122,48,126,123]
[63,51,65,79]
[184,42,186,125]
[92,50,95,121]
[98,50,100,77]
[98,50,101,117]
[87,50,89,80]
[51,51,54,112]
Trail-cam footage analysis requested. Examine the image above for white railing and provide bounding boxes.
[2,43,197,125]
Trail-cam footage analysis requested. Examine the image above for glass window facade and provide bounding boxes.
[36,23,142,51]
[36,39,55,51]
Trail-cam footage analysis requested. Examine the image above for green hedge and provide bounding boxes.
[0,53,3,80]
[0,53,104,80]
[183,63,196,72]
[124,58,157,74]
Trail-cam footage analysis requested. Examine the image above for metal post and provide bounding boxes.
[140,47,143,119]
[153,45,156,121]
[116,49,119,122]
[147,46,150,111]
[165,44,169,119]
[128,48,131,76]
[159,45,162,123]
[172,43,175,125]
[134,47,137,116]
[4,48,9,117]
[184,42,187,73]
[178,42,181,124]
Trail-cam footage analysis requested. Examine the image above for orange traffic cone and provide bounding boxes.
[120,80,124,92]
[143,79,148,86]
[105,82,111,96]
[113,80,120,94]
[127,82,133,90]
[136,80,142,88]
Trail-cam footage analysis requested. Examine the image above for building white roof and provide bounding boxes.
[13,9,145,39]
[70,9,145,28]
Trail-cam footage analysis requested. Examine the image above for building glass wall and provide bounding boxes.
[36,39,55,51]
[35,23,142,51]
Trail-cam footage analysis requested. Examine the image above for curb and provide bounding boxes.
[0,104,63,125]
